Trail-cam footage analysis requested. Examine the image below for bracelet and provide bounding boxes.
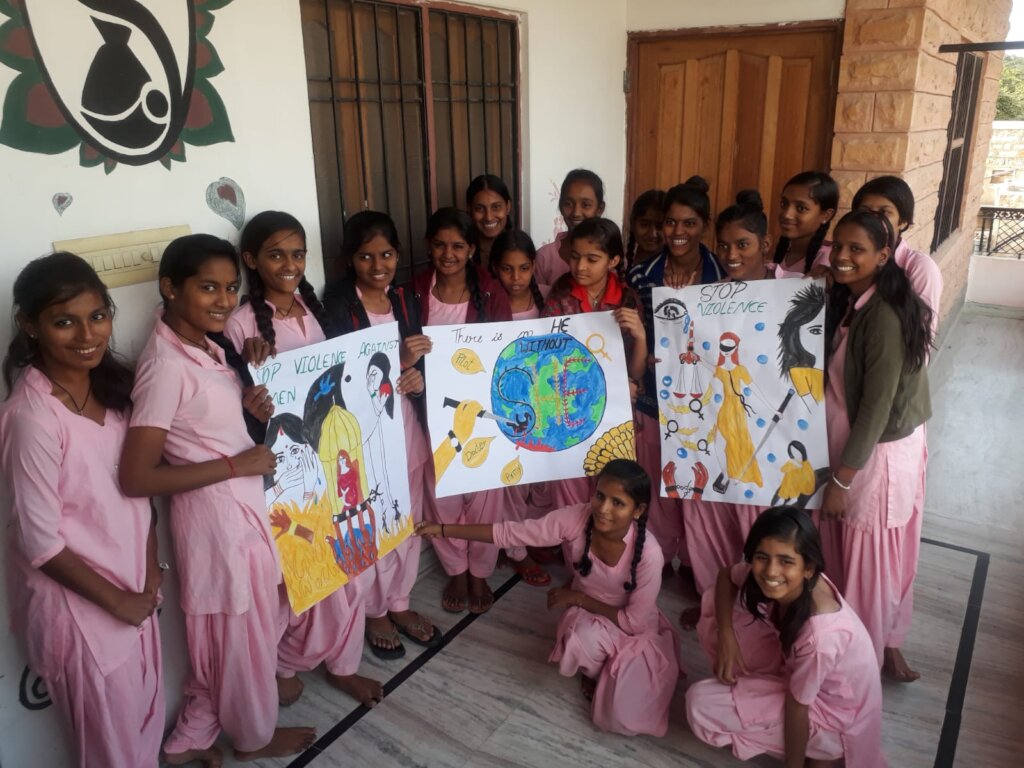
[287,521,299,537]
[441,524,446,538]
[830,473,852,491]
[224,456,237,479]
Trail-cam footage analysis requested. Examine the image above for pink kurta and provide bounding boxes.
[132,312,284,753]
[824,287,926,663]
[224,294,327,352]
[0,367,163,767]
[686,563,885,768]
[224,299,366,679]
[773,242,832,279]
[423,289,512,579]
[492,505,681,736]
[637,411,688,567]
[362,307,429,615]
[534,232,570,286]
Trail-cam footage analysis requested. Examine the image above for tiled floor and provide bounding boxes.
[204,305,1022,768]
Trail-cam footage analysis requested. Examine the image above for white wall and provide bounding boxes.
[967,254,1024,308]
[626,0,845,31]
[0,2,320,765]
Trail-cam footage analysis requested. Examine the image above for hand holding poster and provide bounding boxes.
[425,312,636,498]
[251,323,411,614]
[652,280,828,508]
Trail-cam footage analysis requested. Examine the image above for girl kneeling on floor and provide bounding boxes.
[685,506,884,768]
[415,459,681,737]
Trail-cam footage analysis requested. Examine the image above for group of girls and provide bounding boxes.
[0,164,936,768]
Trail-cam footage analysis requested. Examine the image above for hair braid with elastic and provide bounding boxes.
[623,515,647,592]
[247,270,277,349]
[574,516,595,577]
[465,265,486,321]
[529,277,545,314]
[803,221,830,274]
[297,277,330,336]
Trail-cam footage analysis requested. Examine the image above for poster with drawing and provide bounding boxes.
[425,312,636,498]
[250,323,412,614]
[653,280,829,508]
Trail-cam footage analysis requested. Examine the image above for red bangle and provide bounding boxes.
[224,456,237,478]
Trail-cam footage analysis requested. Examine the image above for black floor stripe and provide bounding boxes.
[287,539,991,768]
[285,573,521,768]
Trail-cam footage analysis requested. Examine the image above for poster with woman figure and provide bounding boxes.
[653,281,829,508]
[250,323,412,613]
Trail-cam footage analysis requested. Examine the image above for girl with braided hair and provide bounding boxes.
[773,171,838,279]
[411,207,513,615]
[414,459,681,737]
[224,211,331,365]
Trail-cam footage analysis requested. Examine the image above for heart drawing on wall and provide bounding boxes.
[205,176,245,230]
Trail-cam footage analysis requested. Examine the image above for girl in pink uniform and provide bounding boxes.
[415,459,681,737]
[0,253,164,768]
[821,209,933,683]
[490,228,554,586]
[686,507,885,768]
[119,234,316,764]
[542,217,649,509]
[466,174,513,271]
[534,169,606,286]
[321,210,442,658]
[772,172,838,279]
[226,211,383,706]
[410,207,513,615]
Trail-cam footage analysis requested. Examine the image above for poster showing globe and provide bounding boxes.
[425,312,636,498]
[652,280,829,508]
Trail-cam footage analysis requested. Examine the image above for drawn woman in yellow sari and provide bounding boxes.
[704,331,762,487]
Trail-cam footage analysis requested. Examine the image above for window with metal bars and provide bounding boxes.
[932,51,983,252]
[301,0,520,283]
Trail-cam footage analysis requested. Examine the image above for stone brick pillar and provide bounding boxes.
[830,0,1011,326]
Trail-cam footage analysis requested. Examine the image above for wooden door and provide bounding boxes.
[626,23,840,240]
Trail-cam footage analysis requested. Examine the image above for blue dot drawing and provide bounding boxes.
[743,387,752,397]
[797,419,809,431]
[702,341,711,350]
[756,417,766,428]
[676,448,688,459]
[754,322,765,331]
[744,489,754,499]
[713,394,723,404]
[660,389,670,400]
[662,376,673,387]
[767,453,776,463]
[660,337,670,348]
[756,354,769,364]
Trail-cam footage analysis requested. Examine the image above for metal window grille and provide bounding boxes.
[301,0,520,283]
[932,52,983,252]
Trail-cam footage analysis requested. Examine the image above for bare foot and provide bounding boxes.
[276,674,304,707]
[325,671,384,707]
[442,572,469,612]
[679,605,701,631]
[164,747,224,767]
[235,727,317,761]
[882,647,921,683]
[468,574,494,614]
[580,674,596,701]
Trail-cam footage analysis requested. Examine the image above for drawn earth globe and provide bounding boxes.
[490,333,607,452]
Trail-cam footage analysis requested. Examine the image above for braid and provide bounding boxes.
[803,222,830,274]
[529,277,545,314]
[772,236,791,265]
[574,516,595,577]
[623,515,647,592]
[626,232,636,272]
[247,271,277,349]
[209,333,266,445]
[466,265,486,321]
[298,277,330,336]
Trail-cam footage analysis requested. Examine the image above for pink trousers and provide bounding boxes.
[163,546,286,754]
[278,575,366,678]
[364,534,420,616]
[637,412,689,566]
[48,615,164,768]
[684,501,763,593]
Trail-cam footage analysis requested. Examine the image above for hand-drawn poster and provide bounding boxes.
[653,280,828,508]
[251,323,412,614]
[425,312,636,498]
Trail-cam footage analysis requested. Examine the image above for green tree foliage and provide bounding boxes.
[997,56,1024,121]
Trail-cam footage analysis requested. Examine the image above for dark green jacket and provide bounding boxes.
[840,291,931,469]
